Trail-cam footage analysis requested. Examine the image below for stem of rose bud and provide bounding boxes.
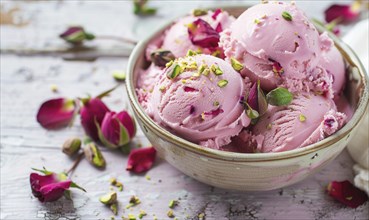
[96,35,137,45]
[66,152,85,175]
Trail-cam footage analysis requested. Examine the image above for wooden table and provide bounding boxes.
[1,1,368,219]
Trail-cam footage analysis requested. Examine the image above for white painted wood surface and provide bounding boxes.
[1,1,368,219]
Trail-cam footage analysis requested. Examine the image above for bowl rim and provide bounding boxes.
[126,10,369,162]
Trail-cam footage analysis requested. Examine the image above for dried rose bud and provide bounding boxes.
[187,18,220,49]
[99,191,117,205]
[59,26,95,45]
[30,168,85,203]
[97,111,136,149]
[327,180,368,208]
[80,98,110,142]
[325,3,361,24]
[246,81,268,118]
[150,49,175,67]
[126,147,156,173]
[83,143,106,168]
[62,137,82,156]
[36,98,77,130]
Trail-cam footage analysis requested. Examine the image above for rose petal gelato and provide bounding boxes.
[220,2,332,96]
[146,54,250,149]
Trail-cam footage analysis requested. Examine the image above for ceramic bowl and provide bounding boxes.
[126,7,369,191]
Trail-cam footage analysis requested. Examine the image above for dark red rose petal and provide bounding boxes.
[327,180,368,208]
[126,147,157,173]
[324,4,360,23]
[30,173,71,203]
[215,23,223,33]
[188,18,220,49]
[80,98,110,141]
[36,98,76,129]
[212,8,222,20]
[247,82,258,111]
[184,86,198,92]
[204,108,224,117]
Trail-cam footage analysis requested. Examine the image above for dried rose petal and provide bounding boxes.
[97,111,136,149]
[126,147,156,173]
[80,98,110,141]
[324,4,360,23]
[212,9,222,20]
[327,180,368,208]
[36,98,76,129]
[269,58,284,76]
[204,108,224,117]
[183,86,198,92]
[247,83,258,111]
[215,23,223,33]
[188,18,220,49]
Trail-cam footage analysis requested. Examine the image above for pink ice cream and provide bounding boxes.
[146,54,251,149]
[136,64,163,109]
[220,2,332,95]
[249,93,346,153]
[147,9,235,60]
[318,35,346,97]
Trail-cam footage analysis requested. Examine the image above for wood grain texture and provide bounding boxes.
[1,1,368,219]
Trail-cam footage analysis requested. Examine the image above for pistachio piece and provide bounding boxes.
[210,64,223,75]
[230,58,244,72]
[192,9,208,17]
[138,210,147,219]
[168,200,179,208]
[282,11,293,21]
[83,143,106,168]
[110,203,118,215]
[99,191,117,205]
[167,64,181,79]
[62,137,81,156]
[217,79,228,88]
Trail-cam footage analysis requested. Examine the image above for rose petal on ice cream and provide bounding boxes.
[187,18,220,49]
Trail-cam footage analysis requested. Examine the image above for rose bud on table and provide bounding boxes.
[59,26,95,45]
[36,98,77,129]
[30,168,85,203]
[97,111,136,149]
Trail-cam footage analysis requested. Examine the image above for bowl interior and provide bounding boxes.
[126,6,369,162]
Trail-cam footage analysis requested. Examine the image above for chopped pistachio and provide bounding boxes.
[62,137,81,156]
[211,64,223,75]
[202,68,210,76]
[186,49,197,56]
[110,203,118,215]
[50,84,58,92]
[181,79,187,84]
[159,85,166,92]
[282,11,292,21]
[211,50,221,57]
[168,200,178,208]
[112,70,126,81]
[126,196,141,208]
[83,143,106,168]
[198,213,205,220]
[299,114,306,122]
[111,216,115,220]
[128,214,136,220]
[138,210,147,219]
[167,209,175,218]
[254,19,260,24]
[267,123,272,130]
[213,101,220,107]
[167,64,181,79]
[197,64,207,76]
[217,79,228,88]
[192,9,208,17]
[145,175,151,181]
[201,112,205,120]
[166,60,174,68]
[99,191,117,205]
[230,58,244,72]
[110,177,117,185]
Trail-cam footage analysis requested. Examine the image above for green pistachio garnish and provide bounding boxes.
[62,137,81,156]
[211,64,223,75]
[112,70,126,82]
[167,64,181,79]
[299,114,306,122]
[266,87,293,106]
[167,209,175,218]
[159,85,166,92]
[202,69,210,76]
[201,112,205,120]
[181,79,187,84]
[138,210,147,219]
[168,200,178,208]
[254,19,260,24]
[99,191,117,205]
[110,203,118,215]
[230,58,244,72]
[127,214,136,220]
[267,123,272,130]
[166,60,174,68]
[213,101,219,106]
[192,9,208,17]
[126,196,141,208]
[150,49,175,67]
[83,143,106,168]
[217,79,228,88]
[282,11,292,21]
[197,64,207,76]
[186,49,198,56]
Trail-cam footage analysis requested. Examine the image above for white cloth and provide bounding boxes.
[344,19,369,196]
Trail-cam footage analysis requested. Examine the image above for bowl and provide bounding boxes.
[126,7,369,191]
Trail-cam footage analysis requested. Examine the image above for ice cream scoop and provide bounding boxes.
[220,2,332,95]
[251,93,346,153]
[146,54,251,149]
[136,64,163,110]
[160,9,234,58]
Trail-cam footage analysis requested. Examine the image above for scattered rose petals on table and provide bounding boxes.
[36,98,77,129]
[126,147,157,173]
[327,180,368,208]
[324,3,360,24]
